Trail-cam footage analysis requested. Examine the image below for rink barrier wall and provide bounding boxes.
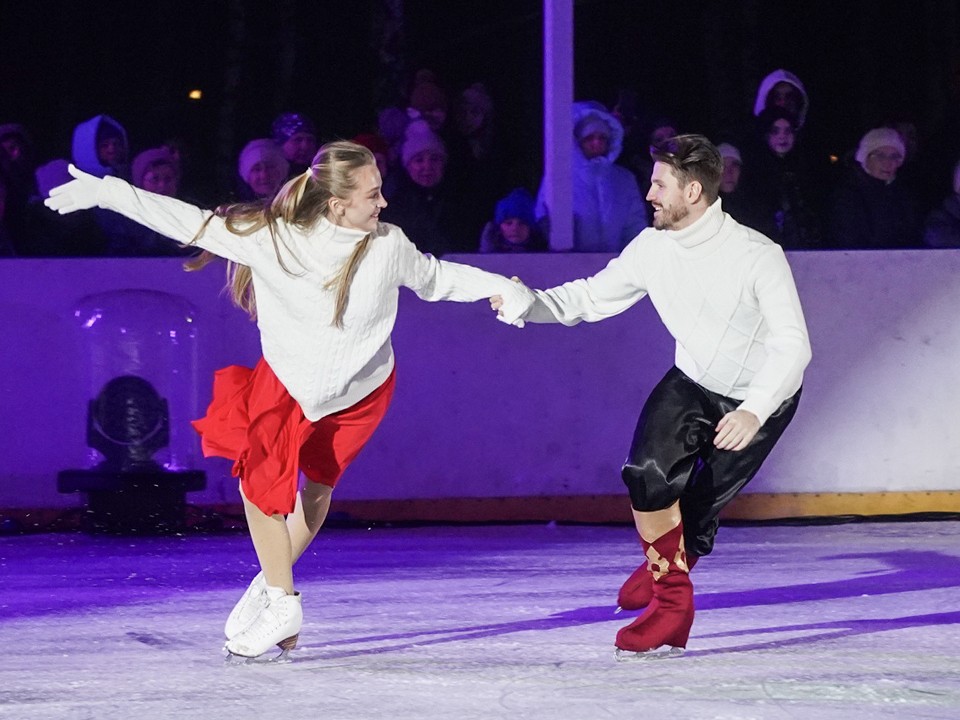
[1,249,958,522]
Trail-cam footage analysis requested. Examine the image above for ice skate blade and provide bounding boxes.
[614,645,684,662]
[223,647,294,665]
[614,605,623,614]
[223,634,298,665]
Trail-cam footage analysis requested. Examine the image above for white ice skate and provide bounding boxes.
[224,571,267,640]
[224,586,302,663]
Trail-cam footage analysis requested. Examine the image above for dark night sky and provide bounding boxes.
[2,0,959,197]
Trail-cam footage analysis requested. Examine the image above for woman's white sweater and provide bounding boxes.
[98,177,525,421]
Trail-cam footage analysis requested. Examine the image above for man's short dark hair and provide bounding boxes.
[650,134,723,203]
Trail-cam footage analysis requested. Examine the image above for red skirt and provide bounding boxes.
[191,358,396,517]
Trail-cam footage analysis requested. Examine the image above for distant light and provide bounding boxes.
[829,154,838,164]
[188,89,203,101]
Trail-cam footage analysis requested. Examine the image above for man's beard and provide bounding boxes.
[652,203,689,230]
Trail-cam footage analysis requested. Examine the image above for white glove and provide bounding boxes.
[495,278,536,328]
[43,164,103,214]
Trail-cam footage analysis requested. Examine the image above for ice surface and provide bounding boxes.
[1,521,958,719]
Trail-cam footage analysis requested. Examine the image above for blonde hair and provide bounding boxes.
[186,141,377,328]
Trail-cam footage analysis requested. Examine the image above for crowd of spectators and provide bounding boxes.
[2,67,959,259]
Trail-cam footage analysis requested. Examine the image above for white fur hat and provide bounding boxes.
[238,138,288,182]
[855,128,905,168]
[717,142,742,164]
[401,119,446,166]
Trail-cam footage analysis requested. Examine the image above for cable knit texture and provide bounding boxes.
[527,199,811,425]
[98,176,526,421]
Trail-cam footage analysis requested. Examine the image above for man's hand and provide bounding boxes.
[714,409,760,451]
[44,164,102,214]
[490,276,534,328]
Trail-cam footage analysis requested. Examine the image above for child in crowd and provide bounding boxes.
[479,188,547,253]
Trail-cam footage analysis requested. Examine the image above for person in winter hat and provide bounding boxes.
[237,138,289,201]
[408,69,448,133]
[828,127,920,248]
[381,119,479,254]
[854,127,905,183]
[753,69,810,129]
[478,187,547,253]
[535,101,647,251]
[71,114,129,179]
[132,147,180,197]
[271,112,319,177]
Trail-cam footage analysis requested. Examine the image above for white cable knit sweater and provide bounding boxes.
[526,199,812,425]
[98,177,527,421]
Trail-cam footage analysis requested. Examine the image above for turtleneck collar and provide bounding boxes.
[316,214,372,244]
[664,198,726,249]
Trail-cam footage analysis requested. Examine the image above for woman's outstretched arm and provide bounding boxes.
[45,164,255,264]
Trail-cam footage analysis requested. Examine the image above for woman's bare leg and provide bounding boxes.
[286,481,334,562]
[240,487,294,594]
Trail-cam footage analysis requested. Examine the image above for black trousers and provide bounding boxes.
[621,367,801,557]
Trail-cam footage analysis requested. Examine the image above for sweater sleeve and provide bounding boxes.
[527,239,648,324]
[97,176,257,265]
[395,227,529,304]
[737,245,812,424]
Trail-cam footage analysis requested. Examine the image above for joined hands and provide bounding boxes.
[491,276,535,328]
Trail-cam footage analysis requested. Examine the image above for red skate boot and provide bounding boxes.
[614,522,694,660]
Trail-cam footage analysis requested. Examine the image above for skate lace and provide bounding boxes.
[228,577,268,631]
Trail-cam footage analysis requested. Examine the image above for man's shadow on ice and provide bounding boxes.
[297,550,960,661]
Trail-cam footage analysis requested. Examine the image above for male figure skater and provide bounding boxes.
[493,134,811,658]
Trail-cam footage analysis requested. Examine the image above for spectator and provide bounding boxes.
[163,135,211,205]
[448,82,508,230]
[133,147,180,197]
[536,101,647,252]
[716,142,750,222]
[739,108,822,249]
[380,118,477,255]
[377,106,409,177]
[0,123,38,249]
[236,139,289,202]
[408,69,449,135]
[828,127,921,248]
[620,115,679,219]
[923,158,960,248]
[753,69,809,129]
[478,188,547,253]
[351,133,390,182]
[99,147,193,257]
[272,112,319,178]
[72,114,129,179]
[887,116,939,216]
[22,159,104,256]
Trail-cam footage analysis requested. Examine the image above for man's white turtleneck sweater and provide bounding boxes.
[525,199,812,425]
[97,176,527,421]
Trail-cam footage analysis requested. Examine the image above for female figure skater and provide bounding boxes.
[46,141,533,661]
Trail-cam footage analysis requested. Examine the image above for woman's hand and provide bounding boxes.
[44,164,103,214]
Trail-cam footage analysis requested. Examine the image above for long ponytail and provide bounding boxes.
[184,141,378,325]
[325,233,373,328]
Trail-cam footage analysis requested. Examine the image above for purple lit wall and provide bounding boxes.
[1,249,959,511]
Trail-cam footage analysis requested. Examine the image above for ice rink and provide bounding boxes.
[2,519,959,719]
